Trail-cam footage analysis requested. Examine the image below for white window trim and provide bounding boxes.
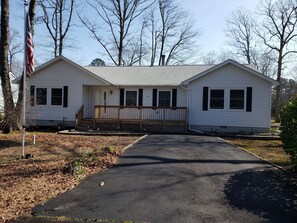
[158,90,171,107]
[35,87,48,106]
[209,88,226,110]
[51,87,64,106]
[125,90,138,106]
[228,88,246,111]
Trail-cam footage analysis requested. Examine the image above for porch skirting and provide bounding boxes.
[94,119,187,133]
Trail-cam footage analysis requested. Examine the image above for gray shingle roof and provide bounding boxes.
[84,65,214,86]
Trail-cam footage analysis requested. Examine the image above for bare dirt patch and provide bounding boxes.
[224,138,292,169]
[0,132,140,223]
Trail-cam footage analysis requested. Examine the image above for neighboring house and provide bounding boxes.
[14,56,278,133]
[0,72,18,114]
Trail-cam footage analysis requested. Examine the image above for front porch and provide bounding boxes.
[76,105,188,133]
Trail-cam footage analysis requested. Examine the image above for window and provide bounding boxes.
[210,89,224,109]
[230,90,244,109]
[51,88,63,105]
[36,88,47,105]
[126,91,137,106]
[159,91,171,107]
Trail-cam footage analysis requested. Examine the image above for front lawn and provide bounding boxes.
[224,138,292,170]
[0,132,140,222]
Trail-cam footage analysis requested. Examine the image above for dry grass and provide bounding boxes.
[0,132,140,223]
[224,138,291,169]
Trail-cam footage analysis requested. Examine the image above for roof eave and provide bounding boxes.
[182,59,278,86]
[13,56,115,86]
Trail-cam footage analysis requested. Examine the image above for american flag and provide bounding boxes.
[26,13,34,75]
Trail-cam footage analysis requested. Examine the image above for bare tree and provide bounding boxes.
[149,0,200,65]
[202,51,218,65]
[145,8,159,66]
[138,20,147,65]
[251,51,277,77]
[122,42,141,66]
[225,6,276,77]
[79,0,154,66]
[38,0,75,57]
[255,0,297,122]
[225,7,255,64]
[122,19,149,66]
[8,29,23,73]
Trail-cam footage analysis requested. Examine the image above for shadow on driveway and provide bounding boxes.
[224,169,297,223]
[113,155,266,168]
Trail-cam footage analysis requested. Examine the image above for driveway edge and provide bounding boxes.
[123,134,148,151]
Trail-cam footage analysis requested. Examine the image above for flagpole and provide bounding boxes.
[22,0,28,158]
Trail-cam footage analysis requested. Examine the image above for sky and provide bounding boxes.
[9,0,261,67]
[182,0,260,52]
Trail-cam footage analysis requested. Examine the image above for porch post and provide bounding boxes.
[93,105,96,130]
[117,106,120,131]
[163,108,166,132]
[139,107,143,131]
[184,107,188,133]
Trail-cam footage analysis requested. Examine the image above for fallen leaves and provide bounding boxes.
[0,132,139,222]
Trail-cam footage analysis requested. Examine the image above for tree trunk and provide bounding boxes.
[118,26,124,66]
[14,0,37,131]
[59,0,63,56]
[158,36,165,65]
[275,52,283,123]
[29,0,37,35]
[0,0,14,133]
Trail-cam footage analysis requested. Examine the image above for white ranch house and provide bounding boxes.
[17,56,278,133]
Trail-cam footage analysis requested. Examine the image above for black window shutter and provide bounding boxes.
[246,87,252,112]
[138,89,143,106]
[203,87,208,111]
[63,86,68,107]
[120,88,125,106]
[172,89,177,107]
[152,89,157,107]
[30,85,35,106]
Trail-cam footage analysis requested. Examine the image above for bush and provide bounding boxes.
[280,95,297,171]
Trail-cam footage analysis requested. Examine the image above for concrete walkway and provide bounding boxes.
[31,135,297,223]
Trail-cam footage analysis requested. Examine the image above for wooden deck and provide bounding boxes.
[76,105,188,133]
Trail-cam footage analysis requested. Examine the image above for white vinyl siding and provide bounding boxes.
[28,59,107,122]
[188,64,272,129]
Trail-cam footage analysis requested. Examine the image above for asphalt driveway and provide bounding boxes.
[33,134,297,223]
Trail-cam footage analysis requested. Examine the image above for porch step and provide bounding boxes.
[76,119,94,131]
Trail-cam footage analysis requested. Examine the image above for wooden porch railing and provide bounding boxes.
[94,105,188,132]
[75,105,84,128]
